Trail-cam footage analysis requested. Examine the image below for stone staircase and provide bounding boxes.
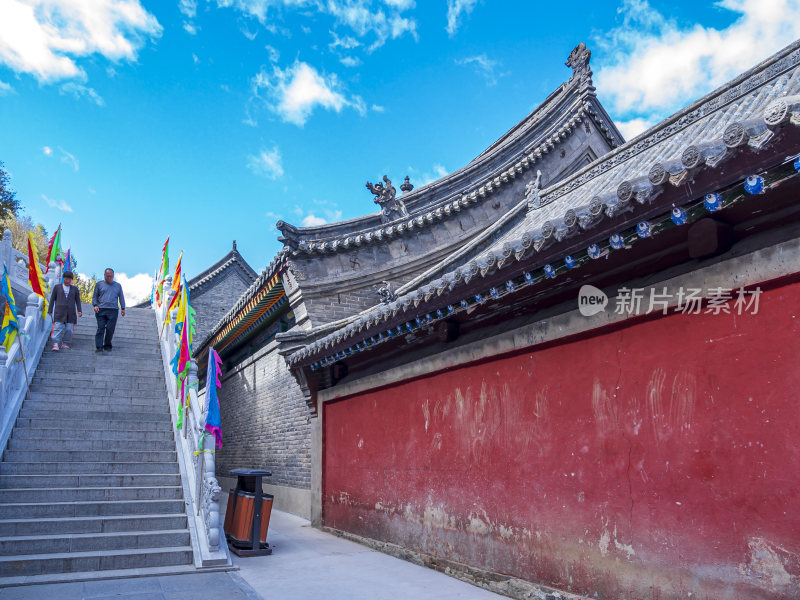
[0,308,194,583]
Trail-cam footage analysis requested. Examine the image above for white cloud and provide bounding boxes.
[250,60,365,126]
[179,0,197,18]
[614,116,659,140]
[42,146,53,156]
[247,146,284,179]
[301,214,328,226]
[384,0,414,8]
[411,163,448,187]
[456,54,503,85]
[329,31,360,51]
[42,193,73,212]
[371,103,384,112]
[0,0,161,83]
[446,0,477,37]
[595,0,800,125]
[183,22,198,35]
[111,271,153,304]
[339,56,361,67]
[58,147,80,171]
[192,53,200,64]
[59,82,105,106]
[0,80,14,95]
[265,44,280,63]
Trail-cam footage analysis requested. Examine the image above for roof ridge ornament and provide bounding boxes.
[526,170,543,211]
[367,175,409,224]
[566,42,593,90]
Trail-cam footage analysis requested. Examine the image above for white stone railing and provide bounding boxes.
[0,229,58,455]
[153,277,230,567]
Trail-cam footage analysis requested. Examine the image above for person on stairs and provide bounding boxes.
[92,268,126,353]
[48,270,83,351]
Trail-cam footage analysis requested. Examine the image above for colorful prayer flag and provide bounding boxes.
[45,225,61,273]
[63,248,72,278]
[0,265,19,353]
[171,251,182,293]
[27,232,49,318]
[155,236,169,306]
[205,347,223,448]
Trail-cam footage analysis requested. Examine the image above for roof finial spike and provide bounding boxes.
[232,240,237,251]
[566,42,593,90]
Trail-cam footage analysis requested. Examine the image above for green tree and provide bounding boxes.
[0,161,21,220]
[0,214,49,264]
[75,273,97,303]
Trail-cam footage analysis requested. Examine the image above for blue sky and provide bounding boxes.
[1,0,799,301]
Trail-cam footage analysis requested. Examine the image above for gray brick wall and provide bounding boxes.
[215,343,312,490]
[192,269,252,345]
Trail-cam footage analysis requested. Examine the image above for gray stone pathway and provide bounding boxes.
[0,509,502,599]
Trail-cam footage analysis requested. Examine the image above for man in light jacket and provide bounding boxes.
[48,270,82,351]
[92,268,126,353]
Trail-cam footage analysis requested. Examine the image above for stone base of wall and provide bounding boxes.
[219,476,311,521]
[322,527,587,600]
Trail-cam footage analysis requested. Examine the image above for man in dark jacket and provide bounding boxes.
[48,270,82,351]
[92,268,126,352]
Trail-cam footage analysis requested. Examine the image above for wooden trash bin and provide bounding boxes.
[223,468,273,556]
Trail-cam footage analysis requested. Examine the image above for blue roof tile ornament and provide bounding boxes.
[490,287,499,299]
[794,155,800,173]
[744,174,764,195]
[564,255,576,269]
[609,234,624,250]
[460,299,469,309]
[474,293,484,304]
[505,280,515,292]
[704,193,723,211]
[436,309,444,318]
[587,244,601,259]
[523,271,534,283]
[447,304,455,314]
[636,221,651,238]
[543,264,556,279]
[671,207,687,226]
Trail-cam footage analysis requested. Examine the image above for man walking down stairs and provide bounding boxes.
[0,308,193,583]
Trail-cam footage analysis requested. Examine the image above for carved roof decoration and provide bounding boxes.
[277,43,623,256]
[288,38,800,369]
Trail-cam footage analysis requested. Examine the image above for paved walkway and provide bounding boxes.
[0,510,502,599]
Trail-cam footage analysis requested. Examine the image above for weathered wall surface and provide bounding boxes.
[217,342,312,517]
[323,280,800,600]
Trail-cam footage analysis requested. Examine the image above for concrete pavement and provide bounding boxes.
[0,509,503,599]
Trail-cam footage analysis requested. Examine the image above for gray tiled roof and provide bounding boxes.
[289,39,800,367]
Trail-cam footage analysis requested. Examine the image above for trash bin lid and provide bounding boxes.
[230,468,272,477]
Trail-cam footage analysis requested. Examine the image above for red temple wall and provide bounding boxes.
[322,279,800,599]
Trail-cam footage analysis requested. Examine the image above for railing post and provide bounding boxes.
[1,228,11,271]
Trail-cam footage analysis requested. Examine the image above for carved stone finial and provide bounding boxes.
[232,240,237,251]
[400,176,413,193]
[375,280,397,304]
[566,42,593,89]
[366,175,409,223]
[525,170,543,211]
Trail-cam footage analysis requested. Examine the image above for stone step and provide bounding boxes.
[0,486,183,503]
[11,418,173,433]
[11,427,174,442]
[32,373,166,385]
[19,407,170,421]
[0,546,193,576]
[0,473,181,489]
[0,499,185,518]
[30,382,166,394]
[0,462,178,475]
[21,398,169,412]
[0,513,187,536]
[29,364,163,376]
[0,529,190,556]
[6,438,175,452]
[1,449,177,463]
